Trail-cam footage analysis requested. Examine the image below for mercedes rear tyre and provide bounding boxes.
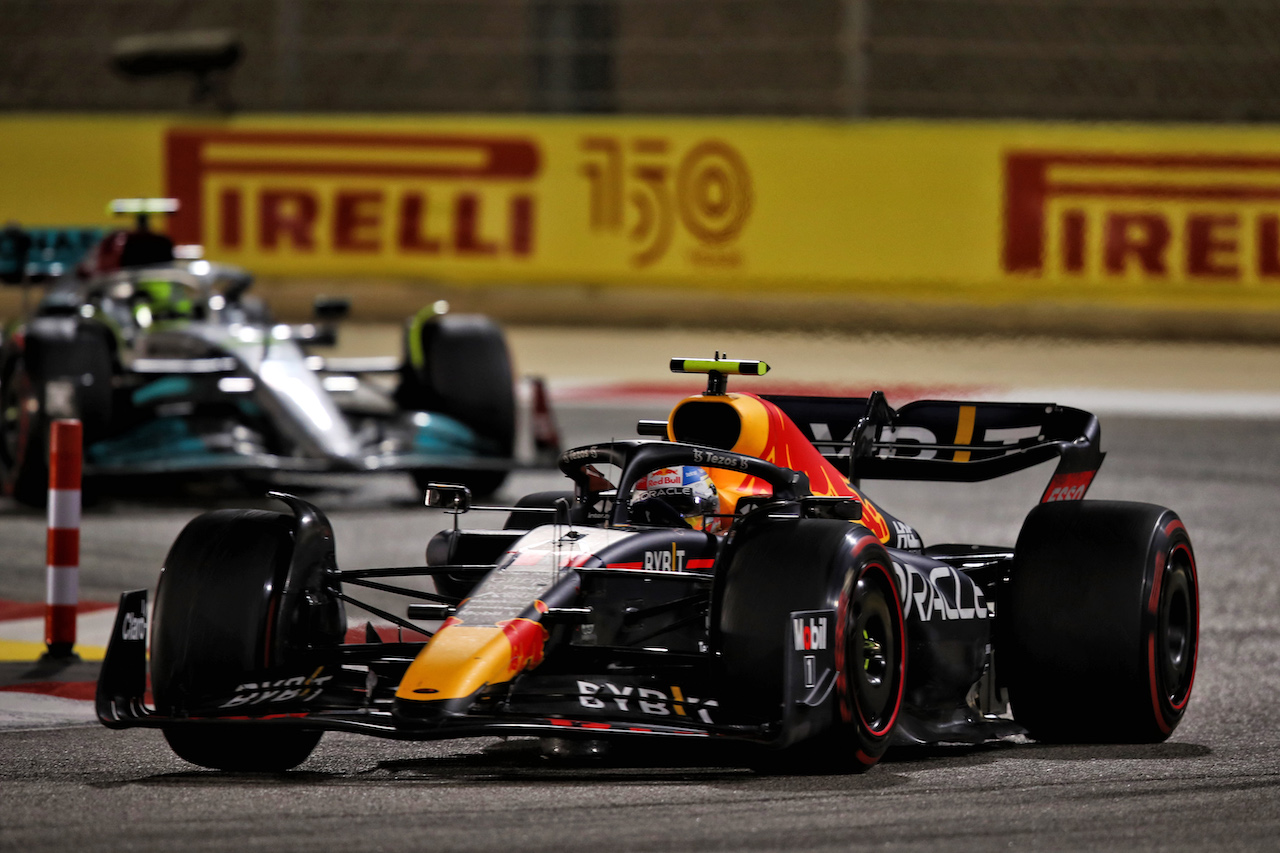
[397,312,515,498]
[151,509,324,771]
[1006,500,1198,743]
[0,352,48,507]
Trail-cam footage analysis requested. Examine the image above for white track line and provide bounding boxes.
[0,693,96,730]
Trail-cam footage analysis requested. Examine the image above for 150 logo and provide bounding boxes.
[580,136,753,268]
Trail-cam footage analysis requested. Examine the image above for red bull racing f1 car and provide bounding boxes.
[96,356,1199,772]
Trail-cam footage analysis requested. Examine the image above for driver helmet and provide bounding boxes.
[632,466,722,532]
[134,278,194,322]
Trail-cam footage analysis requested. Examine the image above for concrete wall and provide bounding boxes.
[6,0,1280,122]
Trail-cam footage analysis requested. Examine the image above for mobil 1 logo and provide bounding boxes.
[787,609,836,702]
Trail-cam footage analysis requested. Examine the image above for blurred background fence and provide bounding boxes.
[5,0,1280,121]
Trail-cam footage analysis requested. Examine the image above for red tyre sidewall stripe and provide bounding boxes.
[1167,540,1198,714]
[858,560,906,738]
[1147,520,1198,732]
[839,533,906,741]
[836,534,880,724]
[1145,633,1170,736]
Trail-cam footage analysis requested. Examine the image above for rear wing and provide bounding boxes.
[761,393,1105,504]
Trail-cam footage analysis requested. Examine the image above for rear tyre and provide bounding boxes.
[0,352,48,506]
[151,509,324,771]
[1006,500,1198,743]
[0,323,114,507]
[397,312,515,498]
[715,519,905,773]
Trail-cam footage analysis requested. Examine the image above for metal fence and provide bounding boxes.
[4,0,1280,121]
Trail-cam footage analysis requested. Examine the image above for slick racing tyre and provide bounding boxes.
[151,509,326,771]
[397,312,515,497]
[0,352,48,507]
[715,518,906,773]
[1006,500,1198,743]
[0,322,113,507]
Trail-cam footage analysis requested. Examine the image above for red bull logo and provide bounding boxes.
[499,617,549,674]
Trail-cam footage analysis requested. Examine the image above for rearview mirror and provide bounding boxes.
[425,484,472,512]
[801,496,863,521]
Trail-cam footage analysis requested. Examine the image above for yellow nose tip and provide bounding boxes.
[395,620,548,704]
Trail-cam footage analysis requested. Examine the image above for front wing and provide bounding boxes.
[96,591,816,746]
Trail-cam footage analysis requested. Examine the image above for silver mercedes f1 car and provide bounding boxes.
[0,200,555,504]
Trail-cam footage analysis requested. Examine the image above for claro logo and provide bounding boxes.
[166,129,541,258]
[1003,150,1280,282]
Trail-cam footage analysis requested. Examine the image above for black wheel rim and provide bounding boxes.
[849,569,899,733]
[1158,547,1197,707]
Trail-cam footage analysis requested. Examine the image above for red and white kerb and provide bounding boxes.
[44,419,81,656]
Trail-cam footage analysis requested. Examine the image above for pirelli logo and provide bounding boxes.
[165,129,541,259]
[1004,150,1280,282]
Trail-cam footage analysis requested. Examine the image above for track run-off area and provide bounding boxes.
[2,326,1280,851]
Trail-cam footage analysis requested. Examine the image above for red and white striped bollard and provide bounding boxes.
[43,418,81,660]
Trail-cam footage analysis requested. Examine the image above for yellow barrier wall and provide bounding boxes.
[7,114,1280,309]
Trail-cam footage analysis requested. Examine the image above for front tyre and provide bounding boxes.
[162,725,321,774]
[715,519,905,773]
[1006,501,1198,743]
[835,550,906,768]
[151,509,325,771]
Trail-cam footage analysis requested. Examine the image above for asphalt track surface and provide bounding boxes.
[3,327,1280,851]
